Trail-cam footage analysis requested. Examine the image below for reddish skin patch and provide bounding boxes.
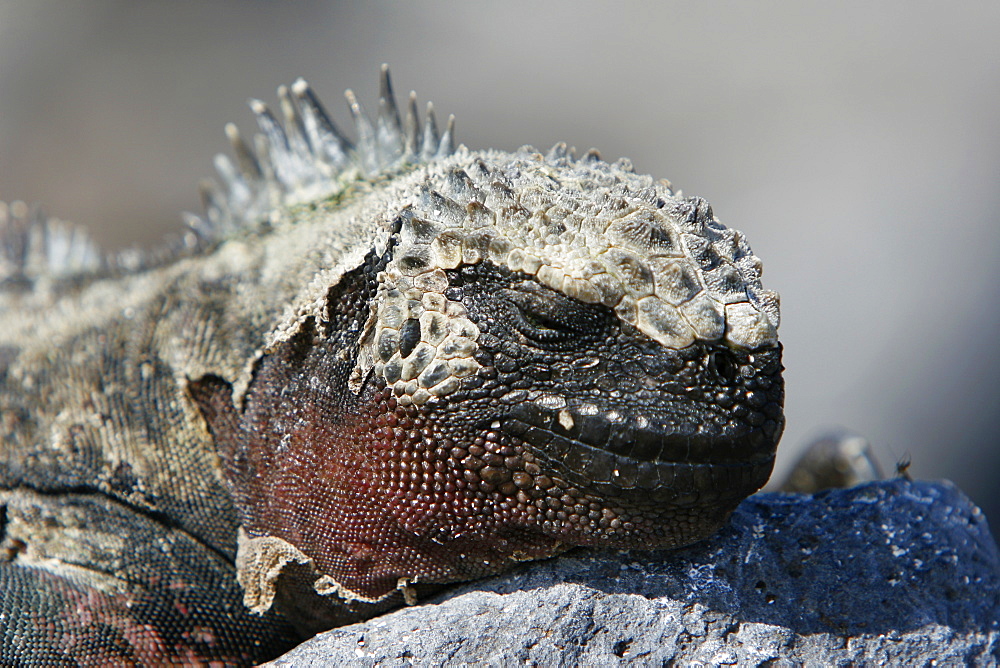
[197,370,751,603]
[228,384,571,600]
[19,567,257,666]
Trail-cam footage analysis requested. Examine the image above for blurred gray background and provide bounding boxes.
[2,2,998,518]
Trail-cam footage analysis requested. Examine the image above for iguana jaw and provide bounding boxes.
[501,412,776,495]
[503,401,777,469]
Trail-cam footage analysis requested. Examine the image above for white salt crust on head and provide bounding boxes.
[362,147,780,406]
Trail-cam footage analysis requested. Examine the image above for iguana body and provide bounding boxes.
[0,68,784,664]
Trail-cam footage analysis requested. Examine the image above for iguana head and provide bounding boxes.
[190,68,783,630]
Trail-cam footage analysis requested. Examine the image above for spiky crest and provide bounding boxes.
[0,65,456,294]
[0,200,104,290]
[196,64,455,243]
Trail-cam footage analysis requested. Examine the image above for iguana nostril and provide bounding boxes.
[397,317,421,359]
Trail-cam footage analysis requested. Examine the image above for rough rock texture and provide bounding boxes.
[269,479,1000,666]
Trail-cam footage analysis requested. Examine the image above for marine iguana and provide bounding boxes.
[0,66,784,665]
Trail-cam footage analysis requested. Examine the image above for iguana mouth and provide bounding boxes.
[501,402,776,493]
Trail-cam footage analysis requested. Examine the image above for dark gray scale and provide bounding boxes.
[0,491,299,664]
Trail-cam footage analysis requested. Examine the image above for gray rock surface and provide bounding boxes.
[268,479,1000,666]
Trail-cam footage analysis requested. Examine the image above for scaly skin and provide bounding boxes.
[0,68,783,664]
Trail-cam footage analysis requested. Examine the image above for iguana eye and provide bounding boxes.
[513,302,575,341]
[502,282,595,343]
